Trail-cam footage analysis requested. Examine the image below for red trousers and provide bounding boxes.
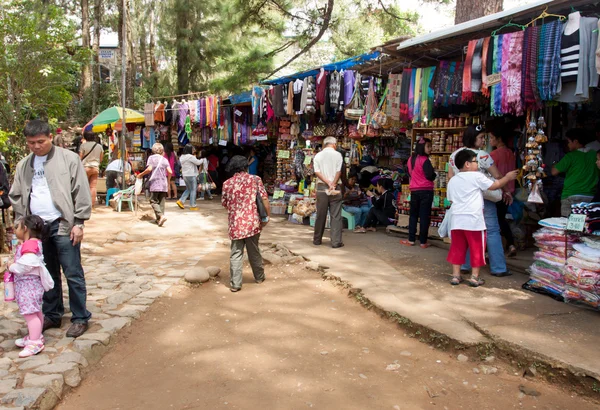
[447,230,487,268]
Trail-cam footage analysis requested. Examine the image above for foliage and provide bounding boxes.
[0,0,88,131]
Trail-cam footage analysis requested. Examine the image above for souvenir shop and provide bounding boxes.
[372,0,600,310]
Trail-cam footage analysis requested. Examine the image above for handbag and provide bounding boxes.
[313,124,326,137]
[255,178,268,221]
[344,75,364,120]
[371,87,389,129]
[206,171,217,191]
[348,124,362,140]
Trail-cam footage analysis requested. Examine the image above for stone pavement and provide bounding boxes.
[0,205,219,409]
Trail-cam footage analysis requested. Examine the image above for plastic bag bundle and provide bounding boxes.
[567,256,600,272]
[563,286,600,309]
[564,266,600,293]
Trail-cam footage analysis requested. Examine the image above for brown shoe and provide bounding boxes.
[42,317,61,332]
[66,323,89,338]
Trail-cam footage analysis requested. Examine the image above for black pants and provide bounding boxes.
[496,200,514,247]
[364,208,393,228]
[408,190,434,244]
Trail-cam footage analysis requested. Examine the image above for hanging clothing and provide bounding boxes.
[556,16,599,103]
[523,26,542,109]
[412,69,422,123]
[272,85,285,117]
[287,82,294,115]
[316,70,327,107]
[305,76,316,114]
[329,71,341,110]
[178,103,188,130]
[481,37,491,96]
[293,79,303,113]
[420,66,435,122]
[338,71,345,111]
[408,69,417,122]
[343,70,355,106]
[470,38,485,95]
[462,40,476,102]
[154,103,165,123]
[399,69,411,122]
[501,30,524,116]
[537,20,563,101]
[388,74,402,121]
[561,30,580,83]
[164,103,173,125]
[188,100,197,124]
[491,35,504,116]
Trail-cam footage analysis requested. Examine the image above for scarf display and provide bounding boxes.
[434,61,450,107]
[462,40,477,102]
[450,61,464,106]
[501,30,525,116]
[408,69,416,121]
[481,37,491,96]
[420,66,436,121]
[471,38,485,94]
[491,35,504,116]
[412,68,422,123]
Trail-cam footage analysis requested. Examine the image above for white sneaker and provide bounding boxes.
[19,341,44,358]
[15,335,45,348]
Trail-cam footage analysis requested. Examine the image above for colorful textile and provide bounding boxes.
[412,68,422,122]
[523,26,542,109]
[462,40,476,102]
[420,66,435,122]
[491,35,504,116]
[471,38,484,94]
[221,173,268,241]
[481,37,491,96]
[408,69,416,121]
[501,30,524,116]
[537,21,563,101]
[399,69,411,122]
[450,62,463,106]
[387,74,402,121]
[434,61,449,107]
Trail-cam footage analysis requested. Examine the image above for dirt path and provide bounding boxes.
[55,202,596,410]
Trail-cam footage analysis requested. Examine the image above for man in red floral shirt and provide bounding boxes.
[222,156,271,292]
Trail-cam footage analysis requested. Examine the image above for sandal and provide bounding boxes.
[419,243,431,249]
[467,276,485,287]
[507,245,517,257]
[450,277,464,286]
[400,240,415,246]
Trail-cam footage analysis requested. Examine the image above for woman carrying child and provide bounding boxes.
[6,215,54,357]
[401,137,436,248]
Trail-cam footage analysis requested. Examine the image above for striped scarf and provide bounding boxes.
[462,40,477,102]
[523,26,542,109]
[537,21,563,101]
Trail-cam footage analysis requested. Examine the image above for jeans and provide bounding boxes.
[462,200,507,274]
[343,204,371,227]
[42,219,91,324]
[179,176,197,207]
[150,191,167,220]
[363,208,393,228]
[230,234,265,289]
[408,190,434,244]
[496,200,514,247]
[198,173,212,199]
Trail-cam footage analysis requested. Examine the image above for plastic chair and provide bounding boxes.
[105,188,119,206]
[341,208,356,231]
[115,186,135,212]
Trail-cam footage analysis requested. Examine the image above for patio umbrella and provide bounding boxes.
[84,106,145,133]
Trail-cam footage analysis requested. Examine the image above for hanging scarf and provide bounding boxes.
[471,38,484,94]
[399,69,411,122]
[537,21,563,101]
[413,68,422,123]
[462,40,477,102]
[523,26,542,109]
[408,69,416,121]
[187,100,197,124]
[387,74,402,121]
[420,66,435,120]
[481,37,491,96]
[491,35,504,116]
[501,31,524,116]
[434,61,449,107]
[450,61,463,106]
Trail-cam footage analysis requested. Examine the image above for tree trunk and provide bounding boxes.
[140,37,148,80]
[125,0,135,107]
[149,2,157,96]
[454,0,503,25]
[81,0,92,93]
[175,1,189,95]
[92,0,102,115]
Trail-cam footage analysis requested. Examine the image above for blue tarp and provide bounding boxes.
[260,51,381,85]
[227,91,252,105]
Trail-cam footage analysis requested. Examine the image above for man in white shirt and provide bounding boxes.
[10,120,92,338]
[105,157,132,189]
[312,137,344,248]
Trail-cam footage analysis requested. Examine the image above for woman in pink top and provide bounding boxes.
[490,130,517,257]
[164,142,178,199]
[401,137,436,248]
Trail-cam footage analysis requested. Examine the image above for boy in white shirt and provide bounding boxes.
[447,150,518,287]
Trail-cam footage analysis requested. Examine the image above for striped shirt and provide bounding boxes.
[561,30,580,83]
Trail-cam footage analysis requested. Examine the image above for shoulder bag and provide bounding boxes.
[255,177,268,220]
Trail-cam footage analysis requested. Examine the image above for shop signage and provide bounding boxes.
[273,190,285,199]
[486,73,501,87]
[234,109,242,117]
[566,214,586,232]
[219,139,227,146]
[304,156,313,165]
[99,49,115,60]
